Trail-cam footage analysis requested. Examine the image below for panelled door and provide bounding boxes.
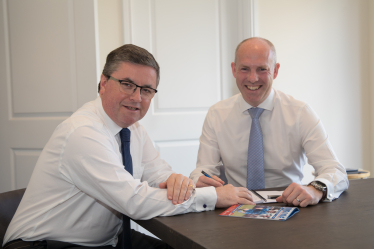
[0,0,99,193]
[123,0,255,176]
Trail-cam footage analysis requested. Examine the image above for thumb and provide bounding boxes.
[159,182,167,189]
[276,195,283,202]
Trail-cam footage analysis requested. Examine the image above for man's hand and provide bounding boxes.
[276,183,323,207]
[196,175,225,188]
[159,173,195,205]
[215,184,255,208]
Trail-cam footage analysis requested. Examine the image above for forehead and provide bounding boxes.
[113,62,157,87]
[236,40,274,67]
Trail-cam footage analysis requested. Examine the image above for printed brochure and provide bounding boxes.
[220,204,299,221]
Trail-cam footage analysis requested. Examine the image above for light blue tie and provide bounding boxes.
[247,107,265,190]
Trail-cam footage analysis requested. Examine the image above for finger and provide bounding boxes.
[286,191,301,204]
[292,197,301,206]
[172,174,184,204]
[158,182,167,189]
[211,175,225,185]
[299,198,310,208]
[197,176,222,188]
[237,190,254,202]
[184,179,195,201]
[166,174,176,201]
[177,177,190,204]
[283,183,304,203]
[285,187,303,204]
[237,197,256,205]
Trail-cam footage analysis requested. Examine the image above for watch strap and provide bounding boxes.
[309,181,327,202]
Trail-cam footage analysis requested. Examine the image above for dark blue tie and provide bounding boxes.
[119,128,132,249]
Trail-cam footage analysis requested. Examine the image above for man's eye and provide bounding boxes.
[122,82,133,88]
[142,88,152,94]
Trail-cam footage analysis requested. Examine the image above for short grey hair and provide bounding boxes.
[234,37,277,67]
[98,44,160,92]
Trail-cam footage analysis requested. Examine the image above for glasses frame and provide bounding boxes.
[107,75,158,97]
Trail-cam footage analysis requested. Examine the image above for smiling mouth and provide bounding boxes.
[125,106,139,111]
[246,85,261,90]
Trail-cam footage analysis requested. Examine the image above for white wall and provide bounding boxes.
[257,0,373,175]
[96,0,374,177]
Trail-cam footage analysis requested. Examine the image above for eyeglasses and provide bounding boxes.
[107,76,158,100]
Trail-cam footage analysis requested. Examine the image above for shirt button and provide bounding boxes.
[203,204,207,208]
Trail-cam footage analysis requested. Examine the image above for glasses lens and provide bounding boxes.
[117,79,156,100]
[140,88,156,99]
[119,81,135,93]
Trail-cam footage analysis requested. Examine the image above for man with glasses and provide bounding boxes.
[3,44,254,249]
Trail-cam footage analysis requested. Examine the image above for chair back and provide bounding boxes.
[0,188,26,246]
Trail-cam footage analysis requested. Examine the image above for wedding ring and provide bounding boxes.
[295,198,301,202]
[189,184,195,190]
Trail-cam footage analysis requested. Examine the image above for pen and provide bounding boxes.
[201,170,214,179]
[250,190,267,202]
[201,171,225,186]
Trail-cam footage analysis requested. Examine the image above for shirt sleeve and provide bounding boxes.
[60,125,217,220]
[299,104,349,201]
[137,126,174,188]
[190,109,223,183]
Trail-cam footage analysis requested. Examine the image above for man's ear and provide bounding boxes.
[273,63,280,79]
[231,62,237,78]
[99,74,108,94]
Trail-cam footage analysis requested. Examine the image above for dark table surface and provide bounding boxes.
[134,178,374,249]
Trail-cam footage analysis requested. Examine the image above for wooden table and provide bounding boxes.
[347,169,370,179]
[134,178,374,249]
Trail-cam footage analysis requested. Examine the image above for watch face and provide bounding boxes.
[312,181,326,190]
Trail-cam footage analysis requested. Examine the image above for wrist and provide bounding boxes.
[308,181,327,202]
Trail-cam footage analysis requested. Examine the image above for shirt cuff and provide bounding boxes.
[194,186,217,211]
[313,178,334,202]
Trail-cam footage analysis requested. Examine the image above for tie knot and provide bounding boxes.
[248,107,264,119]
[120,128,131,142]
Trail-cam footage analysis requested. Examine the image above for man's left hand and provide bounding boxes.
[276,183,323,207]
[159,173,195,205]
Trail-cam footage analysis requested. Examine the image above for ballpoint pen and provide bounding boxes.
[250,189,267,202]
[201,170,224,185]
[201,170,214,179]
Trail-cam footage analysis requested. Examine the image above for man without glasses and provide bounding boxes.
[190,37,349,207]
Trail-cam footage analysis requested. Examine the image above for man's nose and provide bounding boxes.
[130,87,142,102]
[247,71,258,83]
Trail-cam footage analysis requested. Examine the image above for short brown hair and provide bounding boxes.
[98,44,160,92]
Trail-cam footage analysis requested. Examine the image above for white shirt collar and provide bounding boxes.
[239,88,275,114]
[95,96,122,137]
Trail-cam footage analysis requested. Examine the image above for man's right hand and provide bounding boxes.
[215,184,255,208]
[196,175,225,188]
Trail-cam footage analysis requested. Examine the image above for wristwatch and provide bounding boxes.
[309,181,327,201]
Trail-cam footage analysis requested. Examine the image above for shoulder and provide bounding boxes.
[56,100,107,139]
[274,89,307,108]
[273,89,312,114]
[273,89,318,119]
[208,94,240,114]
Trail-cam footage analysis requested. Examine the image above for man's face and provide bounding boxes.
[231,40,280,107]
[100,62,157,128]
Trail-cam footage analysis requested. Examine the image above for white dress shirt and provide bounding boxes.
[190,89,348,201]
[4,97,216,247]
